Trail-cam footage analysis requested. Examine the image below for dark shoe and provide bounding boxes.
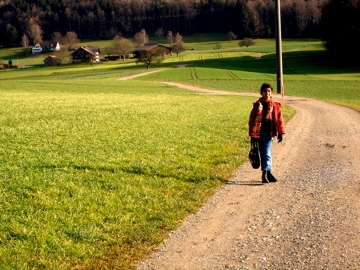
[262,170,269,183]
[267,170,278,182]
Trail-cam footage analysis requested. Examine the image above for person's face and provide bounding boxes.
[261,87,272,100]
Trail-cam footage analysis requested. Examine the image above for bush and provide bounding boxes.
[239,38,255,48]
[0,63,18,70]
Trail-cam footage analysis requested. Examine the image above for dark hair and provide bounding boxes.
[260,83,273,94]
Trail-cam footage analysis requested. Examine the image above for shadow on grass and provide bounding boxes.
[4,50,360,82]
[161,50,360,76]
[40,164,228,184]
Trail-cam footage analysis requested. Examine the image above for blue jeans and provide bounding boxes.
[259,131,273,171]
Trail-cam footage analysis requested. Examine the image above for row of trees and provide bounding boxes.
[1,0,328,47]
[1,0,359,66]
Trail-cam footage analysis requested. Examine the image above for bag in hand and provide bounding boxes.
[248,142,260,169]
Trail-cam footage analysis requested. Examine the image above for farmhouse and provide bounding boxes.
[71,46,100,63]
[43,55,60,66]
[133,43,172,58]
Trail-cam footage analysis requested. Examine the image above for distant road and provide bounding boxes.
[118,69,166,80]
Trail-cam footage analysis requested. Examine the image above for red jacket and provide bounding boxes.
[248,98,286,138]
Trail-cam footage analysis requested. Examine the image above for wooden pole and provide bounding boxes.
[275,0,283,95]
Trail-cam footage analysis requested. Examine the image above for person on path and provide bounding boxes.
[248,83,286,183]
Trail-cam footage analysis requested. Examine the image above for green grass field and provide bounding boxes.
[0,36,359,269]
[139,49,360,111]
[0,79,267,269]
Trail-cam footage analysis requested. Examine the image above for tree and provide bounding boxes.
[103,46,116,58]
[236,0,251,38]
[62,31,80,50]
[54,47,71,65]
[5,24,18,46]
[225,31,237,41]
[172,33,185,56]
[27,17,43,45]
[239,38,255,48]
[155,27,164,37]
[134,32,143,47]
[21,34,30,55]
[52,31,79,63]
[172,42,185,56]
[0,0,331,48]
[320,0,360,66]
[21,34,29,48]
[134,28,149,47]
[175,32,183,44]
[112,35,134,61]
[51,32,63,42]
[140,28,149,44]
[167,31,173,45]
[136,50,163,69]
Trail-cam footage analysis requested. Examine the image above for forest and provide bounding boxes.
[1,0,329,47]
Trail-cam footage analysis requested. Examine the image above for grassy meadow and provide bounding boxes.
[0,36,359,269]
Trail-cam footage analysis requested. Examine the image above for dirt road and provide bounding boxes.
[117,69,165,80]
[138,82,360,269]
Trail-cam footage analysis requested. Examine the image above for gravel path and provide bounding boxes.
[138,83,360,270]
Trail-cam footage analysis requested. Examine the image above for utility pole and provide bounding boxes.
[275,0,283,95]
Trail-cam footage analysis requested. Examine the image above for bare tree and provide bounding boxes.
[155,27,164,38]
[134,28,149,47]
[134,32,143,47]
[112,35,134,61]
[21,34,29,48]
[62,31,80,50]
[54,47,71,65]
[27,17,43,45]
[175,32,183,43]
[140,29,149,44]
[20,34,30,55]
[167,31,173,45]
[51,32,63,43]
[172,33,185,56]
[49,31,79,63]
[103,45,117,57]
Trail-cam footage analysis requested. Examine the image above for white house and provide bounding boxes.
[32,43,42,54]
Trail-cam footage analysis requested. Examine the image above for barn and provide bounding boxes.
[43,55,60,66]
[133,43,172,58]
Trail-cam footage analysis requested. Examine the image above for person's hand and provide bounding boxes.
[251,137,259,144]
[278,134,283,143]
